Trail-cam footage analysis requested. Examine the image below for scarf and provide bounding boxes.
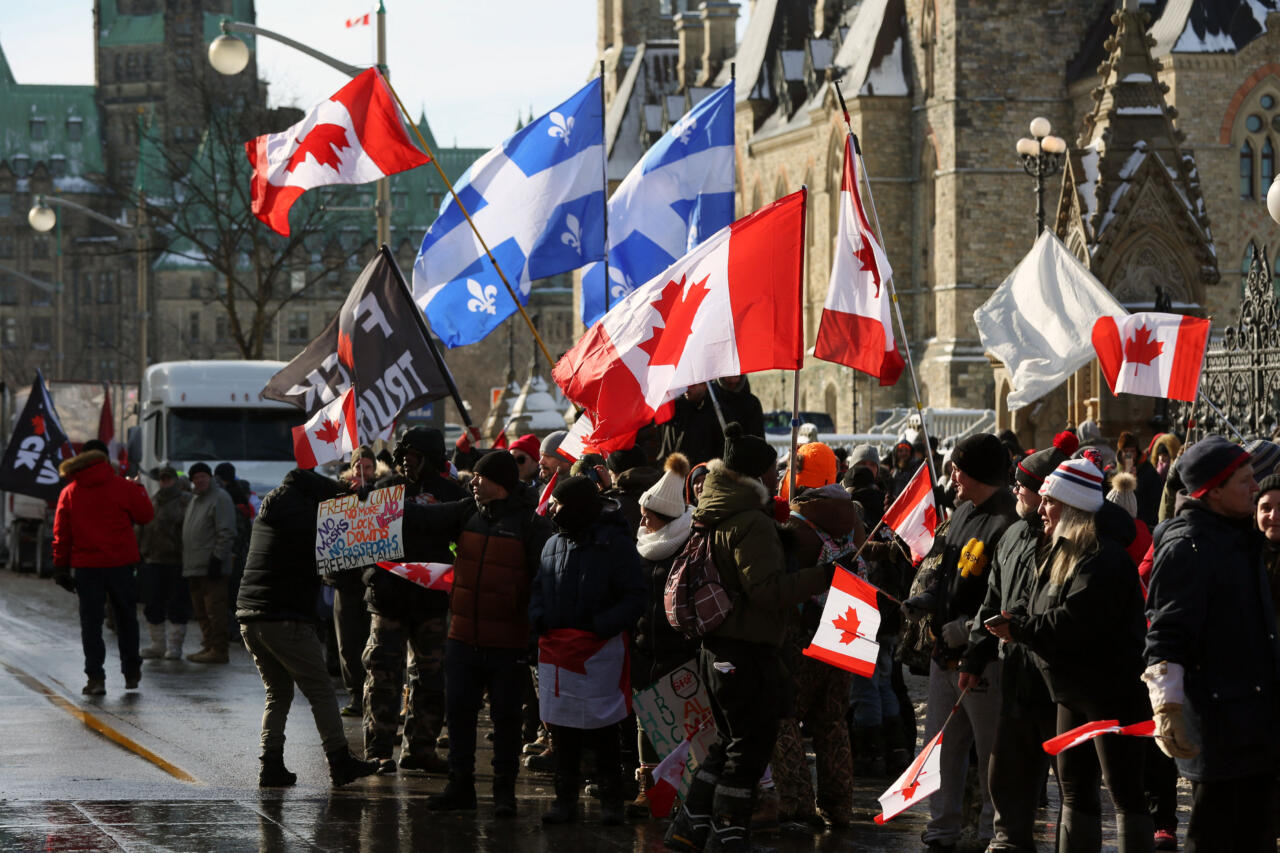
[636,510,693,561]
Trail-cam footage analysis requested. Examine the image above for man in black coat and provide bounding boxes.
[1144,436,1280,852]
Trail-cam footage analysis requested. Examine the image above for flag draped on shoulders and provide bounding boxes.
[537,628,631,730]
[814,135,904,385]
[554,190,806,446]
[245,68,429,236]
[580,82,735,327]
[1093,311,1210,403]
[413,79,606,348]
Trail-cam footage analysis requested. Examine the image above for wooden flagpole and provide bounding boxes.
[381,72,556,367]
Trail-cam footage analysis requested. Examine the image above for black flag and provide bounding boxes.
[0,372,73,501]
[261,246,460,441]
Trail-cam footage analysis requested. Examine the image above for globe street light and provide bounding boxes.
[1017,116,1067,239]
[1267,174,1280,226]
[208,33,251,76]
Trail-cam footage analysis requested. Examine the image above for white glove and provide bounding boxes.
[1141,661,1186,708]
[1152,703,1200,760]
[940,617,971,649]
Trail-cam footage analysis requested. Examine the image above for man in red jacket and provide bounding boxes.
[52,442,155,696]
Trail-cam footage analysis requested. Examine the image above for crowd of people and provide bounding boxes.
[40,377,1280,852]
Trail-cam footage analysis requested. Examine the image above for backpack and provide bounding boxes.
[663,522,734,638]
[895,516,950,675]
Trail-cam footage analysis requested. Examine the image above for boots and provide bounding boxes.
[124,667,141,690]
[259,751,297,787]
[164,623,186,660]
[664,772,717,852]
[1059,807,1104,853]
[188,646,228,664]
[706,785,774,853]
[82,677,106,696]
[851,725,886,777]
[542,773,579,824]
[628,764,657,818]
[427,774,477,810]
[1117,812,1156,853]
[326,747,379,787]
[882,721,911,777]
[597,767,625,826]
[139,623,166,659]
[493,775,517,818]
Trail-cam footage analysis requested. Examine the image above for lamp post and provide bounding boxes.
[28,195,149,382]
[1267,175,1280,226]
[1016,116,1068,238]
[209,4,391,247]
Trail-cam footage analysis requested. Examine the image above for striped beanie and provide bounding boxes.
[1039,458,1105,512]
[1245,439,1280,484]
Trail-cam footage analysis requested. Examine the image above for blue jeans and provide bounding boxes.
[443,639,526,779]
[75,565,141,680]
[849,639,900,727]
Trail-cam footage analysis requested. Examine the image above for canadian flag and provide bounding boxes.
[554,191,805,446]
[803,569,882,676]
[557,413,593,463]
[245,68,429,236]
[376,561,453,592]
[292,387,358,468]
[345,12,371,27]
[875,729,944,823]
[814,135,904,385]
[881,463,939,562]
[535,471,558,517]
[537,629,632,729]
[1042,719,1155,756]
[1092,312,1211,403]
[647,735,693,818]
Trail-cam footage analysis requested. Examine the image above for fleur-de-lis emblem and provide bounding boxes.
[548,111,574,146]
[609,267,633,299]
[672,115,697,144]
[561,214,582,253]
[466,279,498,315]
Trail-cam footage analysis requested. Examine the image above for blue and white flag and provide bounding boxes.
[413,78,605,348]
[581,82,735,326]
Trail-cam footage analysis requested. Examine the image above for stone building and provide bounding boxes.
[592,0,1279,447]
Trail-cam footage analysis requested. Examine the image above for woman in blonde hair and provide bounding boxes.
[990,458,1152,853]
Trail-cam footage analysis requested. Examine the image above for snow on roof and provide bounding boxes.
[1116,105,1166,115]
[723,0,779,101]
[832,0,908,98]
[861,34,908,96]
[1150,0,1277,56]
[1078,142,1101,226]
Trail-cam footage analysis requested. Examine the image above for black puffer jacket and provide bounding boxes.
[632,515,700,689]
[529,507,645,640]
[601,466,661,538]
[236,469,348,622]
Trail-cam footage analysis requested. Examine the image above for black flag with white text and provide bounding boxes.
[0,372,73,501]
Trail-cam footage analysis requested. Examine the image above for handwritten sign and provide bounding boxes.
[633,660,718,795]
[315,484,405,575]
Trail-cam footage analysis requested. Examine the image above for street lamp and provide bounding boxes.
[1016,117,1067,238]
[208,12,391,247]
[28,194,149,382]
[1267,174,1280,225]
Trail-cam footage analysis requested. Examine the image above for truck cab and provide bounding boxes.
[136,361,307,496]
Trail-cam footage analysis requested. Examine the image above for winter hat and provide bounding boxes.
[214,462,236,482]
[797,423,819,445]
[685,461,709,504]
[1180,435,1251,498]
[951,433,1008,486]
[640,453,691,519]
[540,430,569,457]
[1245,439,1280,483]
[1016,430,1080,489]
[188,462,213,478]
[606,445,648,474]
[794,441,838,490]
[509,433,541,462]
[570,452,607,478]
[723,422,777,479]
[1255,474,1280,502]
[1077,420,1102,443]
[473,450,520,494]
[551,474,603,533]
[1116,431,1140,454]
[850,444,880,469]
[1107,472,1139,518]
[83,439,109,455]
[1040,458,1105,513]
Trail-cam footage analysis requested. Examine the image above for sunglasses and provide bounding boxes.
[513,454,530,465]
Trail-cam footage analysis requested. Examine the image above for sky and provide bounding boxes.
[2,0,604,150]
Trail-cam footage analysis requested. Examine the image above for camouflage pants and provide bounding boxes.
[771,655,854,819]
[361,612,446,761]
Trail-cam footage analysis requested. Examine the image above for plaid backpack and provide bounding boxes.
[663,522,734,638]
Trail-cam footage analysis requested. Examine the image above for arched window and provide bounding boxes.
[1263,138,1275,189]
[1242,140,1256,198]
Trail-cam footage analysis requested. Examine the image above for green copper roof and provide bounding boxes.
[0,43,104,180]
[98,12,165,47]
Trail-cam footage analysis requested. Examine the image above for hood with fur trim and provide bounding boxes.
[58,449,110,481]
[692,459,770,527]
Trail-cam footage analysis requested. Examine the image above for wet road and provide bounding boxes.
[0,570,1181,851]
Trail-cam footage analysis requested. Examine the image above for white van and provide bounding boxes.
[135,361,307,496]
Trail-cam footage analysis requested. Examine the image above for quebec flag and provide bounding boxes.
[581,81,735,326]
[414,78,605,347]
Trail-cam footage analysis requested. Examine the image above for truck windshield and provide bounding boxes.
[166,408,304,462]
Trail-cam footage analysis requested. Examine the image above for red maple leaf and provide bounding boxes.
[313,418,343,446]
[923,503,937,537]
[898,778,920,800]
[637,275,712,367]
[30,414,45,436]
[285,124,352,174]
[337,328,354,369]
[832,606,862,645]
[1123,323,1164,377]
[854,231,882,298]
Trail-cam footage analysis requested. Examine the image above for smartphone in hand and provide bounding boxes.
[983,613,1010,628]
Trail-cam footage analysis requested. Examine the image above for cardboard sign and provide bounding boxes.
[632,660,718,794]
[315,484,405,575]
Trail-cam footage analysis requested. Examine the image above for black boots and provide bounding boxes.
[664,772,717,851]
[493,775,517,818]
[259,752,297,787]
[542,774,578,824]
[427,774,477,811]
[325,747,379,787]
[706,785,773,852]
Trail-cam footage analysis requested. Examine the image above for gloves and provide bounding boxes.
[207,555,223,580]
[901,594,933,623]
[1152,702,1200,760]
[940,617,972,648]
[53,571,76,593]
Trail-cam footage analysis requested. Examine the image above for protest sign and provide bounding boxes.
[632,660,718,796]
[315,484,404,575]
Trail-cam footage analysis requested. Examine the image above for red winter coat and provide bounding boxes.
[53,451,154,569]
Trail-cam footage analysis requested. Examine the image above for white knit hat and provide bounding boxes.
[1106,471,1138,518]
[640,453,691,518]
[1040,458,1105,513]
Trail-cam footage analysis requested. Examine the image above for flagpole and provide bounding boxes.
[600,61,612,315]
[703,380,728,431]
[381,74,556,367]
[378,244,477,434]
[832,79,940,491]
[789,183,808,501]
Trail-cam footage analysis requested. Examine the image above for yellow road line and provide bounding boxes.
[1,661,198,783]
